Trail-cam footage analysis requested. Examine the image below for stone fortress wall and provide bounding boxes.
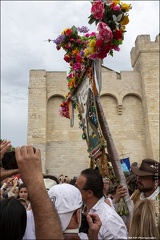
[27,34,159,178]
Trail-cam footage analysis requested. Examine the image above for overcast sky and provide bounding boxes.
[1,1,159,147]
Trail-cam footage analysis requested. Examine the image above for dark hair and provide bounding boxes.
[18,183,27,191]
[0,197,27,240]
[70,177,77,186]
[81,168,104,199]
[43,174,59,185]
[18,183,29,200]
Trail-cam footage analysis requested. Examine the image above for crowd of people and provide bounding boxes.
[0,139,159,240]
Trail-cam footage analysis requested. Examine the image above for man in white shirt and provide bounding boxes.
[76,168,128,239]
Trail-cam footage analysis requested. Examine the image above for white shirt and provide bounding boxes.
[79,197,128,240]
[23,210,36,240]
[139,186,160,200]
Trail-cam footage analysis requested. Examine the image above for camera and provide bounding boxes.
[1,151,18,170]
[1,147,36,170]
[79,213,89,234]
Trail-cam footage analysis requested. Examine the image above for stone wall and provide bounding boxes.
[27,34,159,178]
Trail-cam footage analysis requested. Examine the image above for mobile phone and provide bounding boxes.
[1,147,36,170]
[2,151,18,170]
[79,213,89,234]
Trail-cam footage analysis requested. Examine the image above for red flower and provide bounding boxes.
[64,54,71,63]
[65,29,72,36]
[75,55,82,63]
[95,39,103,47]
[56,45,61,50]
[113,29,123,40]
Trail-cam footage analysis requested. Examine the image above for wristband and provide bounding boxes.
[1,183,7,191]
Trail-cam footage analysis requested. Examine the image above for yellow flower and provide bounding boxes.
[113,0,120,5]
[120,15,129,25]
[61,28,69,34]
[120,25,126,32]
[86,40,96,55]
[84,48,91,57]
[64,93,69,98]
[68,80,75,89]
[121,3,132,12]
[72,49,79,55]
[89,39,96,48]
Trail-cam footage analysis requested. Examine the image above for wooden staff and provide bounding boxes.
[96,95,132,217]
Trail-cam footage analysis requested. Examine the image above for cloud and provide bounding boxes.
[1,0,159,146]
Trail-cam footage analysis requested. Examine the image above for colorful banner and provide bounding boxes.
[73,66,106,167]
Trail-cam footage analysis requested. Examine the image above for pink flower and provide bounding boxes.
[65,42,71,49]
[81,64,86,72]
[77,39,83,44]
[97,22,113,42]
[73,62,81,71]
[85,32,96,37]
[67,73,73,79]
[112,45,120,51]
[91,0,104,20]
[89,53,97,60]
[112,4,120,11]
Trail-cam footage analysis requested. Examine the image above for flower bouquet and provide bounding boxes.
[51,0,132,118]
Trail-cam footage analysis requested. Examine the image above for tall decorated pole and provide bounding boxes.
[50,0,132,218]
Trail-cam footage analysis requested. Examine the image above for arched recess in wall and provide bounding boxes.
[100,94,124,152]
[122,93,143,131]
[100,94,118,126]
[122,94,146,161]
[46,94,89,176]
[47,95,69,142]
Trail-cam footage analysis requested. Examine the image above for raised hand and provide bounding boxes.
[0,140,11,160]
[87,213,102,240]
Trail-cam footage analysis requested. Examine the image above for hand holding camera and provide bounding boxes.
[0,140,11,160]
[87,213,102,240]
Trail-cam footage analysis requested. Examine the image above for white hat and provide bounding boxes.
[48,184,82,231]
[43,178,57,190]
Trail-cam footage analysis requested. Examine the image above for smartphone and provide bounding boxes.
[2,151,18,170]
[79,213,89,234]
[1,147,36,170]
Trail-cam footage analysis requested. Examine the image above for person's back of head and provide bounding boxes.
[81,168,104,199]
[43,175,58,191]
[48,184,83,233]
[0,197,27,240]
[129,199,159,239]
[70,177,77,186]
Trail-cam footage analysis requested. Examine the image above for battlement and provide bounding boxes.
[130,34,159,69]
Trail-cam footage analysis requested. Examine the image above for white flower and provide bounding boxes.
[113,14,123,22]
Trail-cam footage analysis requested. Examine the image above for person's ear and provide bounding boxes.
[87,190,94,198]
[74,208,81,226]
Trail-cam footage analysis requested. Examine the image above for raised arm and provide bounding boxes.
[0,140,19,181]
[15,145,63,240]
